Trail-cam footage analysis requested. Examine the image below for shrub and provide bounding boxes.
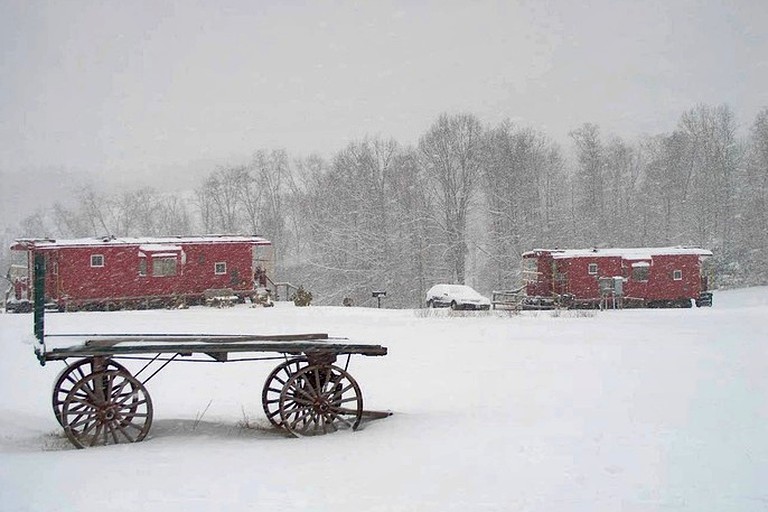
[291,286,313,307]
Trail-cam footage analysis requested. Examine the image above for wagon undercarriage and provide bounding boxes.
[43,334,389,448]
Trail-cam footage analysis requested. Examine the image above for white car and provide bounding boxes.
[426,284,491,310]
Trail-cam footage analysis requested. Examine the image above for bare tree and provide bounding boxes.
[570,123,607,246]
[739,107,768,280]
[195,167,247,233]
[241,149,291,265]
[679,104,742,262]
[483,123,569,287]
[418,113,485,284]
[603,137,643,245]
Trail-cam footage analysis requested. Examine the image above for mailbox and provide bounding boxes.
[372,290,387,308]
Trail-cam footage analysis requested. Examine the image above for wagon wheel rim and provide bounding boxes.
[52,358,129,426]
[278,364,363,437]
[61,369,153,449]
[261,357,308,428]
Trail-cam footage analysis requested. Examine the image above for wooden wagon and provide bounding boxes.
[28,254,389,449]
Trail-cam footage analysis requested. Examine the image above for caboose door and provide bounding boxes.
[626,260,650,303]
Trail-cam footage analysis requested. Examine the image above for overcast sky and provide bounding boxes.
[1,0,767,209]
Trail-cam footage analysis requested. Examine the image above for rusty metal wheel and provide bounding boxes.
[52,358,129,426]
[278,364,363,437]
[261,357,308,427]
[61,369,153,449]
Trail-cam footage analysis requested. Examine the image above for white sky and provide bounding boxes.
[1,0,767,200]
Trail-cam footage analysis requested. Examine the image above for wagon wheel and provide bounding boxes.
[60,369,153,449]
[278,364,363,437]
[261,357,308,427]
[52,358,129,426]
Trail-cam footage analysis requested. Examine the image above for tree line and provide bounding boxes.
[5,103,768,307]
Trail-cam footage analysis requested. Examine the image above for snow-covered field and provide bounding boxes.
[1,288,767,512]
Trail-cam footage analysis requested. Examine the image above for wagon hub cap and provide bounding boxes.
[98,406,117,421]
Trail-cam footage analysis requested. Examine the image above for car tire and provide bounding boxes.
[427,300,434,308]
[450,301,458,310]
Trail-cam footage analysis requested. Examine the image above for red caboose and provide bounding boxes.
[6,235,273,312]
[521,247,713,309]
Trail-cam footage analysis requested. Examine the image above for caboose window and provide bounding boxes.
[214,262,227,275]
[90,254,104,268]
[632,266,649,281]
[152,257,177,277]
[673,269,682,281]
[138,258,147,277]
[588,263,598,275]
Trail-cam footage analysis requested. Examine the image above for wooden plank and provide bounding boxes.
[84,333,331,347]
[45,341,388,360]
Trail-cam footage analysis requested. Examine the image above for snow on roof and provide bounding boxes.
[13,235,270,250]
[139,244,182,253]
[522,247,713,260]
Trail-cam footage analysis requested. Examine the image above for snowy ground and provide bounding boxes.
[1,288,767,512]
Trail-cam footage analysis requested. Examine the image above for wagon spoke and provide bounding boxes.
[105,373,115,401]
[113,411,144,431]
[285,392,314,406]
[282,403,304,423]
[69,413,97,430]
[67,395,95,407]
[65,402,90,414]
[290,381,318,402]
[287,406,313,430]
[320,412,336,434]
[121,412,149,419]
[107,421,120,444]
[69,390,93,402]
[113,420,136,442]
[115,394,146,408]
[64,373,81,387]
[116,423,136,442]
[89,424,104,447]
[329,411,352,429]
[108,378,130,399]
[323,411,343,430]
[79,381,101,403]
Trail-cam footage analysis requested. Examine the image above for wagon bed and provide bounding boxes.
[44,332,388,360]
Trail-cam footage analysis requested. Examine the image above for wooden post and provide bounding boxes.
[33,252,46,364]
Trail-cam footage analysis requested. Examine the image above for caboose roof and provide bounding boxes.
[12,235,270,251]
[523,247,712,260]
